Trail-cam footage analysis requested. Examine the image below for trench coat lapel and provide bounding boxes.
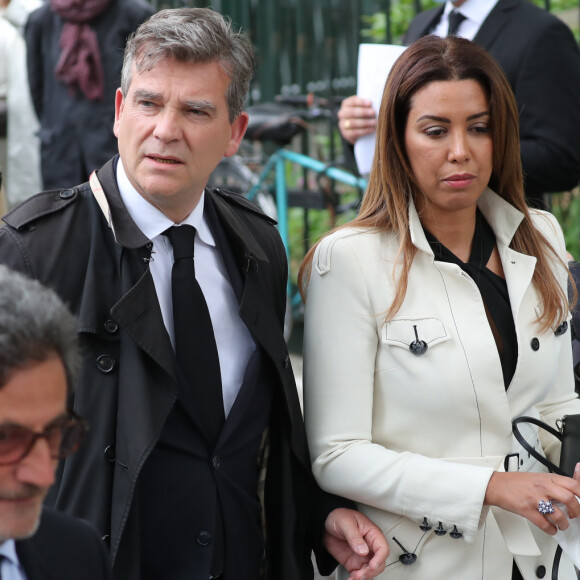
[110,267,176,379]
[90,158,176,380]
[204,192,279,443]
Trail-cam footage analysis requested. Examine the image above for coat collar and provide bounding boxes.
[92,157,269,271]
[473,0,519,49]
[409,187,524,255]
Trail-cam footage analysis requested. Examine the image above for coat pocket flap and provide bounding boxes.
[382,316,449,349]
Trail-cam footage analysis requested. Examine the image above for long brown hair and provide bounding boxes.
[299,35,572,331]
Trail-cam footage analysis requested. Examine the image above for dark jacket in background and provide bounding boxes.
[16,507,111,580]
[24,0,152,190]
[404,0,580,204]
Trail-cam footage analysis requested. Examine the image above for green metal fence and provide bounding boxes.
[148,0,580,103]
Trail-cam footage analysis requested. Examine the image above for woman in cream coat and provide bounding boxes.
[301,36,580,580]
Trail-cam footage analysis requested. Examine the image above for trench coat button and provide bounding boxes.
[555,321,568,336]
[211,455,221,469]
[103,445,116,462]
[409,339,428,356]
[197,531,212,546]
[536,565,546,578]
[530,338,540,351]
[399,552,417,565]
[59,188,75,199]
[434,522,446,536]
[449,526,462,539]
[419,517,432,531]
[283,356,290,369]
[97,355,116,373]
[101,534,110,545]
[104,320,119,334]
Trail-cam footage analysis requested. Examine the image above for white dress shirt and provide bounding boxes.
[431,0,499,39]
[0,540,27,580]
[116,160,256,417]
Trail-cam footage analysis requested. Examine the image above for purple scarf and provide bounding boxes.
[51,0,112,100]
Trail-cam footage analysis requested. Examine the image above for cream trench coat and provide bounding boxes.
[304,189,580,580]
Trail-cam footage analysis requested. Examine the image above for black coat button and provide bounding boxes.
[211,456,221,469]
[449,526,462,539]
[409,339,428,356]
[197,531,212,546]
[97,355,116,373]
[530,338,540,351]
[399,552,417,565]
[59,188,75,199]
[555,321,568,336]
[104,320,119,334]
[434,522,447,536]
[101,534,110,545]
[103,445,116,462]
[283,356,290,369]
[419,517,432,531]
[536,565,546,578]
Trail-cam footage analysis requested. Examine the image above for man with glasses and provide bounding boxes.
[0,264,111,579]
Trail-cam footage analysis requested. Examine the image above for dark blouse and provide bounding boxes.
[424,211,518,389]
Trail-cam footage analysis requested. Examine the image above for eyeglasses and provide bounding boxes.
[0,410,88,466]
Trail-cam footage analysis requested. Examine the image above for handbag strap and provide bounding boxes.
[511,416,566,477]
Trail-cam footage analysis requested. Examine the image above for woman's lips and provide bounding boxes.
[444,173,475,189]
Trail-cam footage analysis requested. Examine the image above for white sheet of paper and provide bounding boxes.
[554,499,580,568]
[354,43,407,176]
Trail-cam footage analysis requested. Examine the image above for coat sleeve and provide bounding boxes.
[515,19,580,197]
[530,211,580,462]
[303,232,494,544]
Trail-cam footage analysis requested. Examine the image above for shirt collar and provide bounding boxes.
[444,0,499,28]
[115,158,215,247]
[0,539,21,568]
[409,187,524,255]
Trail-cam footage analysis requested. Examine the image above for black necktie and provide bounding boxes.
[447,10,466,36]
[165,225,225,445]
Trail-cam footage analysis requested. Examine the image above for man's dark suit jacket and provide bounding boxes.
[15,507,111,580]
[404,0,580,203]
[0,157,344,580]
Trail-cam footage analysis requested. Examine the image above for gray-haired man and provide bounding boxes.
[0,265,111,579]
[0,8,388,580]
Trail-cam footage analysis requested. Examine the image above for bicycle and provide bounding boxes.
[208,94,368,341]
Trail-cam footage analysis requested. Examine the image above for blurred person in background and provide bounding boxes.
[25,0,153,190]
[0,0,41,210]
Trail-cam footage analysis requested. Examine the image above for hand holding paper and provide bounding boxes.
[353,43,406,175]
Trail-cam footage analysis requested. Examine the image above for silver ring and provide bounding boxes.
[538,499,554,515]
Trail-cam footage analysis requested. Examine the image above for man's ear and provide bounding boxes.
[113,88,125,138]
[224,112,249,157]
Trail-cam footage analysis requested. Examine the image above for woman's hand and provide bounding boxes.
[484,464,580,534]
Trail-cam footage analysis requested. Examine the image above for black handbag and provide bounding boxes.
[512,414,580,477]
[512,414,580,580]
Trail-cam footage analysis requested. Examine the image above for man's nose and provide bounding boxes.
[16,438,56,489]
[153,109,182,142]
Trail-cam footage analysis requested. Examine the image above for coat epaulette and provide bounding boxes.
[3,184,86,231]
[210,187,277,226]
